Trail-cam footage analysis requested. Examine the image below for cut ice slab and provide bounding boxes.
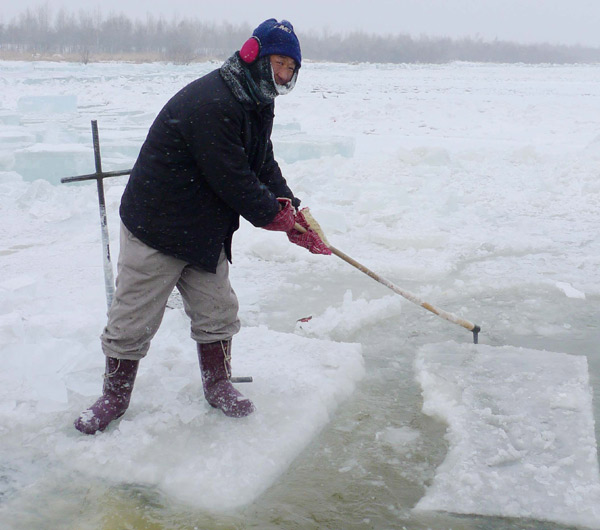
[414,342,600,529]
[273,134,355,163]
[49,327,364,511]
[17,95,77,114]
[14,143,93,184]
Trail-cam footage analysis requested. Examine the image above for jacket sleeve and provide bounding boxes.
[177,99,281,227]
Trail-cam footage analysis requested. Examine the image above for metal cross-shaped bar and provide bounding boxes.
[61,120,132,310]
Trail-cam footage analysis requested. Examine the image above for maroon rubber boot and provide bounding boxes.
[197,340,255,418]
[74,357,139,434]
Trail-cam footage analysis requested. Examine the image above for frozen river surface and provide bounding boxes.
[1,60,600,529]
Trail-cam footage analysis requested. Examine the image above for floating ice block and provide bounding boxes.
[0,110,21,125]
[17,95,77,114]
[50,327,364,511]
[14,144,93,184]
[274,134,355,163]
[415,342,600,529]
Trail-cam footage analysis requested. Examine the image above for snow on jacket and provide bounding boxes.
[120,65,298,273]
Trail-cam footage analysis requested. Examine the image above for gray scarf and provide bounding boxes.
[220,53,278,106]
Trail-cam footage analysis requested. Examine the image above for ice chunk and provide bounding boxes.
[17,95,77,114]
[296,290,403,342]
[415,342,600,529]
[0,127,37,171]
[13,143,93,184]
[0,111,21,125]
[273,134,355,163]
[376,426,420,454]
[271,121,357,164]
[0,126,36,145]
[396,146,451,167]
[273,121,302,133]
[555,281,586,299]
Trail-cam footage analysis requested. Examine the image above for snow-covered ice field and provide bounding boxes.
[1,59,600,529]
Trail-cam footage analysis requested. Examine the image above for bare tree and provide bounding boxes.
[1,6,598,64]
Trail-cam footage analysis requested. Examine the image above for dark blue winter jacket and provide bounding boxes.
[120,68,298,273]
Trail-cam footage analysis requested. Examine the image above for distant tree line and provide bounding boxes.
[303,31,600,64]
[1,6,599,64]
[0,6,251,63]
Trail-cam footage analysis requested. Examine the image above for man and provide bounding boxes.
[74,19,331,435]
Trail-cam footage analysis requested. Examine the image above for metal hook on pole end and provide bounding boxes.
[472,325,481,344]
[231,376,253,383]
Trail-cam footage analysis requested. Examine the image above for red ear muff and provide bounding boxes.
[240,36,260,64]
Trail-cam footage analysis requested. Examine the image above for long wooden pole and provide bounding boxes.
[294,222,481,343]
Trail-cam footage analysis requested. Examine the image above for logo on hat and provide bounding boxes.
[274,23,292,34]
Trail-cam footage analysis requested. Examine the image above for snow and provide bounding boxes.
[1,59,600,528]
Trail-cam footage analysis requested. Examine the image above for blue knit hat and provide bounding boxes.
[253,19,302,67]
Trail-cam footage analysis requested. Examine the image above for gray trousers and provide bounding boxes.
[101,223,240,360]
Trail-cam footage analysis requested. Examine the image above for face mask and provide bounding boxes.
[272,66,298,95]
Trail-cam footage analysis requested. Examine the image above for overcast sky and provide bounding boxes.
[2,0,600,47]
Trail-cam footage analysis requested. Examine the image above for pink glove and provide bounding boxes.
[287,209,332,255]
[262,198,296,232]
